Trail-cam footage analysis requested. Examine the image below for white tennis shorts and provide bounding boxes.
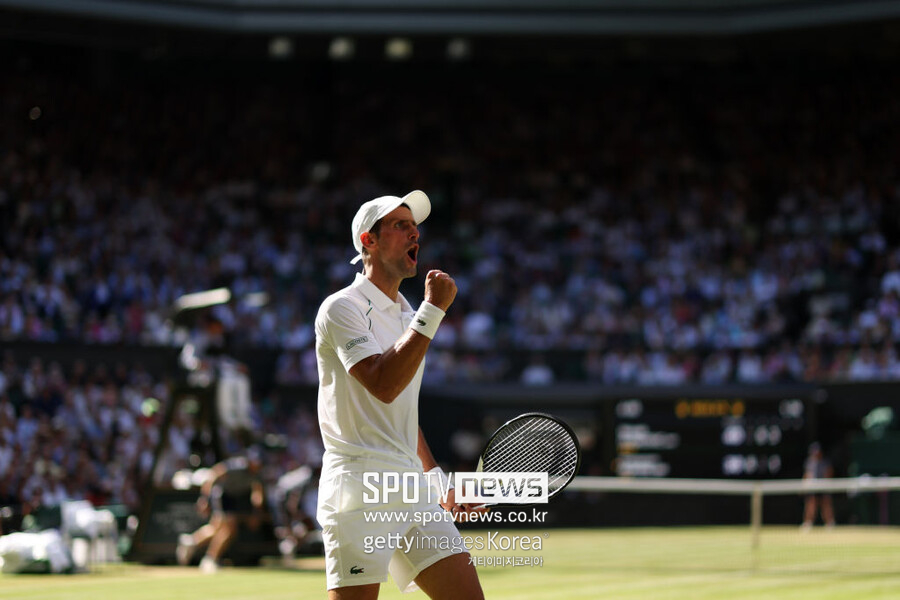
[317,469,468,592]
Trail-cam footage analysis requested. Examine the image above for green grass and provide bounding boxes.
[3,527,899,599]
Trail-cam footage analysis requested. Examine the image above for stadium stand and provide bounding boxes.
[0,349,321,542]
[2,2,900,554]
[2,42,900,386]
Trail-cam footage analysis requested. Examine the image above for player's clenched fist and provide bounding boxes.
[424,270,457,311]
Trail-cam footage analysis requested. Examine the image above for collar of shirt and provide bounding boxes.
[352,272,413,314]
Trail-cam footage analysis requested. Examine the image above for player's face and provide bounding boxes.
[369,206,420,280]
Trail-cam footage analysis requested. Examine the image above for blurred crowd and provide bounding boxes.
[0,350,322,529]
[0,352,159,524]
[2,52,900,388]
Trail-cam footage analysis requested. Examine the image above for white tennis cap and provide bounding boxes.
[350,190,431,264]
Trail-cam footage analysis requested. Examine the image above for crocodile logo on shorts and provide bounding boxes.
[350,565,364,575]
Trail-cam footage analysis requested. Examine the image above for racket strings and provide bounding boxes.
[502,449,574,492]
[485,420,572,469]
[483,419,551,470]
[490,438,578,494]
[482,417,579,495]
[506,437,578,491]
[485,422,573,475]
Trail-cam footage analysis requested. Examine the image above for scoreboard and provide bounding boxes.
[611,395,812,479]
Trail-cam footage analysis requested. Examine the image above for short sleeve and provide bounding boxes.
[317,296,382,372]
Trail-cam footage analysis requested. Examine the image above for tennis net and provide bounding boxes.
[564,475,900,574]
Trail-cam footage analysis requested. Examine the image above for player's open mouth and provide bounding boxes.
[407,245,418,264]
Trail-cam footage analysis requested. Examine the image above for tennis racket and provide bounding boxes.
[472,412,581,506]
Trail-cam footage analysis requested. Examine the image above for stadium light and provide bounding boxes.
[447,38,471,61]
[329,36,355,61]
[385,37,412,61]
[268,36,294,59]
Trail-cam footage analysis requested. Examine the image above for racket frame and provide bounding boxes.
[471,411,582,507]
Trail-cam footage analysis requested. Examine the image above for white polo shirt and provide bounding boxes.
[315,272,424,474]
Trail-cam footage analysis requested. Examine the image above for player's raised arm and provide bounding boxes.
[350,269,456,403]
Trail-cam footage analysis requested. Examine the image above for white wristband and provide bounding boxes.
[426,466,454,491]
[409,301,445,340]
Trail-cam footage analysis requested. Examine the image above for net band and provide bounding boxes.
[567,475,900,495]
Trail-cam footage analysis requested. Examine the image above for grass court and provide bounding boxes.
[3,527,899,599]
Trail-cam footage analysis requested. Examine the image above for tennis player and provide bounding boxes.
[801,442,836,530]
[176,447,267,573]
[315,191,485,599]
